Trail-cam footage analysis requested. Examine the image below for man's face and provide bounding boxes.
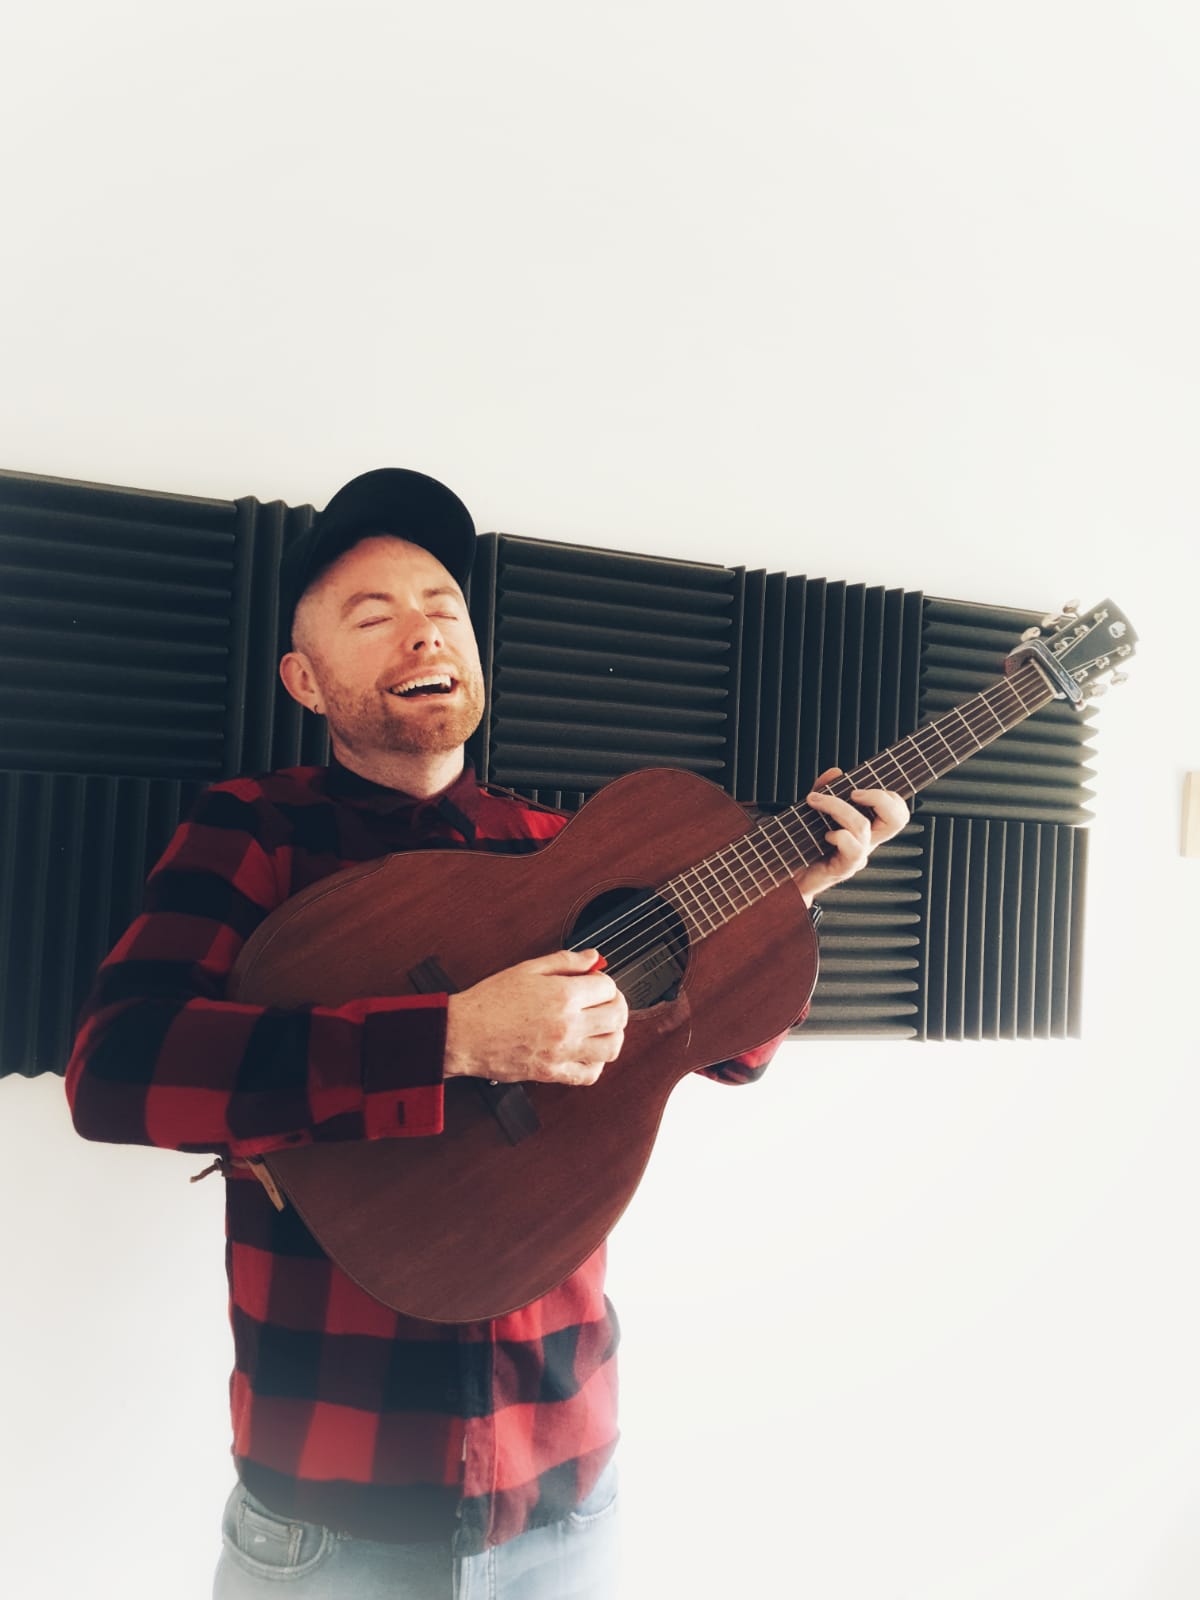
[289,536,486,761]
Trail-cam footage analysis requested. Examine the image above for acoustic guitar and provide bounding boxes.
[228,599,1135,1322]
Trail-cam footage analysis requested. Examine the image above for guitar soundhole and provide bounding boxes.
[568,888,690,1012]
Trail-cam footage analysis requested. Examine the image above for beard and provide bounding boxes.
[319,667,487,759]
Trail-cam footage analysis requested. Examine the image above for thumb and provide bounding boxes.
[534,947,605,976]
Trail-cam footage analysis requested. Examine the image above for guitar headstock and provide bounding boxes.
[1007,598,1138,704]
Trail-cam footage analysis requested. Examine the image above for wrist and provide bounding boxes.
[443,999,464,1077]
[442,995,477,1079]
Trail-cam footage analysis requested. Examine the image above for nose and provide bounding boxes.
[402,608,444,654]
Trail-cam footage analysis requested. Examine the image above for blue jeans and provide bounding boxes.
[212,1460,619,1599]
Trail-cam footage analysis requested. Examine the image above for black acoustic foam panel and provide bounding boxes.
[0,468,1098,1072]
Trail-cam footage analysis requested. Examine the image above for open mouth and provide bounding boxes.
[386,674,457,699]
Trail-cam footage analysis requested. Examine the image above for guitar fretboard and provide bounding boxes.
[660,658,1056,941]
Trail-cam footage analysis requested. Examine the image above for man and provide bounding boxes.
[65,468,909,1598]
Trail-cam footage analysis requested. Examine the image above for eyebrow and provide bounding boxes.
[338,585,462,619]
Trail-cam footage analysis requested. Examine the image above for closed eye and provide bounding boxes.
[355,610,458,628]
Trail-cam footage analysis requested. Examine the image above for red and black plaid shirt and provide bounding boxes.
[65,759,797,1553]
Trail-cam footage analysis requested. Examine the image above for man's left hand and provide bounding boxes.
[794,766,910,906]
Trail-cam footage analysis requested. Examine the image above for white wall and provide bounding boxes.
[2,4,1198,1597]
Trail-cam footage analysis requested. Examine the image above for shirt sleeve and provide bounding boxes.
[696,1000,810,1085]
[64,784,447,1160]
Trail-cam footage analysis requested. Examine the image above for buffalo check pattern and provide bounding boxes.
[66,759,801,1552]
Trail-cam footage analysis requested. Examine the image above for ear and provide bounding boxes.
[280,650,322,714]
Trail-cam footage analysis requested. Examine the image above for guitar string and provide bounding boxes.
[573,663,1049,978]
[567,661,1052,981]
[587,656,1056,974]
[573,750,971,979]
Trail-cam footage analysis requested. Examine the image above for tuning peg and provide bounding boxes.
[1110,671,1129,685]
[1041,599,1082,630]
[1087,683,1108,698]
[1021,625,1042,641]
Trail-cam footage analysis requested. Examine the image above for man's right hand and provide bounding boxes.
[443,948,628,1087]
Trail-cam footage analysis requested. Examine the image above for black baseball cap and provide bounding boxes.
[279,467,476,649]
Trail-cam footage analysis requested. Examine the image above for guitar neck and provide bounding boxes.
[661,658,1057,941]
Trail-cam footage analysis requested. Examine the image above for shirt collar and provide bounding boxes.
[325,754,483,835]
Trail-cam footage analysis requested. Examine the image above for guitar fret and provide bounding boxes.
[719,842,760,903]
[708,867,737,921]
[858,759,887,789]
[665,875,711,939]
[745,830,789,889]
[684,857,732,921]
[682,870,721,933]
[1001,684,1026,715]
[651,657,1061,951]
[748,825,784,889]
[758,819,798,879]
[979,694,1007,733]
[908,736,941,781]
[778,808,824,865]
[1010,671,1044,712]
[869,748,912,796]
[950,707,984,751]
[730,835,775,904]
[706,856,745,922]
[926,721,959,767]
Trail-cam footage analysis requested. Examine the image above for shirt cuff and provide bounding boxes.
[360,997,448,1138]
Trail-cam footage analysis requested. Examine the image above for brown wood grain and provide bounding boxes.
[228,767,819,1321]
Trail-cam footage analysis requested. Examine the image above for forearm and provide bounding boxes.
[65,984,448,1157]
[64,782,450,1158]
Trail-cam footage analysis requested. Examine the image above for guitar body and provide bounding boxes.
[223,597,1139,1321]
[228,767,818,1322]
